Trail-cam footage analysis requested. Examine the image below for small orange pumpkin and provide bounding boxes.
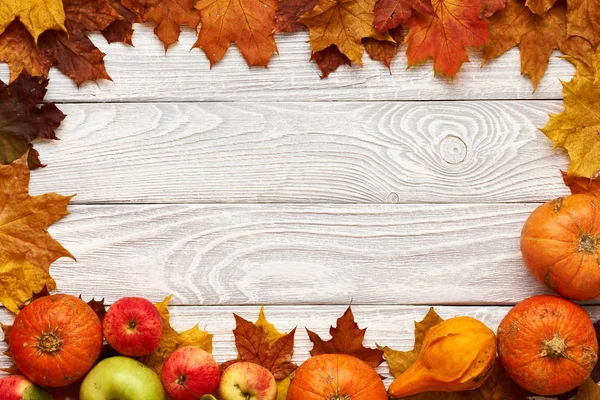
[287,354,387,400]
[497,295,598,396]
[9,294,103,387]
[521,194,600,300]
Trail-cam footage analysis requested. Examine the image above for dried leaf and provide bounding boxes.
[275,0,319,32]
[194,0,276,66]
[373,0,434,32]
[568,0,600,47]
[102,0,138,45]
[364,27,403,69]
[0,22,49,83]
[542,49,600,178]
[311,45,351,78]
[562,171,600,196]
[480,0,506,17]
[307,306,384,368]
[62,0,122,35]
[524,0,557,16]
[0,154,73,313]
[483,0,592,90]
[225,308,297,380]
[0,71,64,168]
[405,0,490,77]
[139,295,213,375]
[381,308,527,400]
[86,298,107,323]
[577,378,600,400]
[141,0,200,50]
[298,0,393,66]
[0,0,66,42]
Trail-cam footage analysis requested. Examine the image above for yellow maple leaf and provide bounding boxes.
[0,153,73,313]
[0,0,66,43]
[140,295,213,375]
[542,48,600,178]
[298,0,392,66]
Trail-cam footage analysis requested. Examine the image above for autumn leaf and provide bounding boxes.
[310,45,351,78]
[298,0,393,66]
[542,49,600,178]
[0,154,73,313]
[194,0,277,67]
[524,0,557,16]
[102,0,138,45]
[275,0,319,32]
[480,0,506,17]
[373,0,434,33]
[567,0,600,48]
[0,71,65,169]
[0,0,66,42]
[483,0,592,90]
[405,0,490,77]
[562,171,600,196]
[380,308,527,400]
[224,307,297,381]
[578,378,600,400]
[364,27,403,69]
[307,306,384,368]
[139,0,200,50]
[83,297,107,323]
[139,295,213,375]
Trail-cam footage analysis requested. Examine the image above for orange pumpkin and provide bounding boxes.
[497,295,598,396]
[287,354,387,400]
[9,294,103,387]
[521,194,600,300]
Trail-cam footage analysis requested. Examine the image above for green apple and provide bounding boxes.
[80,356,165,400]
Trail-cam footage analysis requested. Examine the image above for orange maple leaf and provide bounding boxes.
[307,306,384,368]
[194,0,278,67]
[298,0,393,66]
[405,0,490,77]
[364,27,403,69]
[141,0,200,50]
[483,0,592,89]
[373,0,434,32]
[524,0,557,16]
[567,0,600,48]
[562,171,600,197]
[275,0,319,32]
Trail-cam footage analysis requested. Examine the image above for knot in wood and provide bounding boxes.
[439,135,467,164]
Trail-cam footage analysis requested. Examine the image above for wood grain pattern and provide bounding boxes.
[30,101,569,204]
[2,304,600,383]
[0,26,575,102]
[37,203,577,305]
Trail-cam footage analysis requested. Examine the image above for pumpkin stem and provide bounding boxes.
[579,234,597,253]
[36,330,62,355]
[540,334,568,359]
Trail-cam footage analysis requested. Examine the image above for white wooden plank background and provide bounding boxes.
[0,20,591,393]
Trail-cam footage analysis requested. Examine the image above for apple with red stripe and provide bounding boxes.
[0,375,51,400]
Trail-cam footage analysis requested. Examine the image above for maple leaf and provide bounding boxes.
[307,306,384,368]
[578,378,600,400]
[82,297,107,323]
[542,50,600,178]
[405,0,490,77]
[0,154,73,313]
[0,71,65,169]
[480,0,506,17]
[139,295,213,375]
[194,0,277,67]
[102,0,138,45]
[139,0,200,50]
[525,0,557,16]
[0,0,66,43]
[568,0,600,48]
[224,307,297,380]
[275,0,319,32]
[373,0,434,33]
[380,308,528,400]
[364,27,403,69]
[483,0,592,90]
[298,0,393,66]
[310,45,351,78]
[562,170,600,196]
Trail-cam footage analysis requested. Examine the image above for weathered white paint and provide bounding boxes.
[0,26,574,102]
[30,101,569,204]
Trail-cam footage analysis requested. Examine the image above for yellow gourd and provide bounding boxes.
[388,316,496,398]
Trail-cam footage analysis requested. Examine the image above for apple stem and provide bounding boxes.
[179,380,205,400]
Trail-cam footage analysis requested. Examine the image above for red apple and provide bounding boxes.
[103,297,163,356]
[0,375,51,400]
[219,362,276,400]
[161,346,220,400]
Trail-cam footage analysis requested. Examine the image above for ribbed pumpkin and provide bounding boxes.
[9,294,103,387]
[497,295,598,396]
[287,354,387,400]
[521,194,600,300]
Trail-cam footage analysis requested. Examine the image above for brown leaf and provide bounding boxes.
[568,0,600,48]
[363,27,403,69]
[307,306,384,368]
[562,171,600,197]
[86,298,107,323]
[275,0,319,32]
[62,0,122,35]
[298,0,393,66]
[139,295,213,375]
[0,0,66,42]
[102,0,138,45]
[226,308,297,380]
[0,22,49,83]
[311,45,351,78]
[194,0,277,66]
[483,0,593,90]
[141,0,200,50]
[0,71,64,168]
[524,0,557,16]
[480,0,507,17]
[578,378,600,400]
[373,0,434,32]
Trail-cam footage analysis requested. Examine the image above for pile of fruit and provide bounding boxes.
[2,191,600,399]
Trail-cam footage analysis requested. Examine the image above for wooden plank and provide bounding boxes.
[36,203,573,305]
[30,101,570,204]
[0,26,574,102]
[2,304,600,382]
